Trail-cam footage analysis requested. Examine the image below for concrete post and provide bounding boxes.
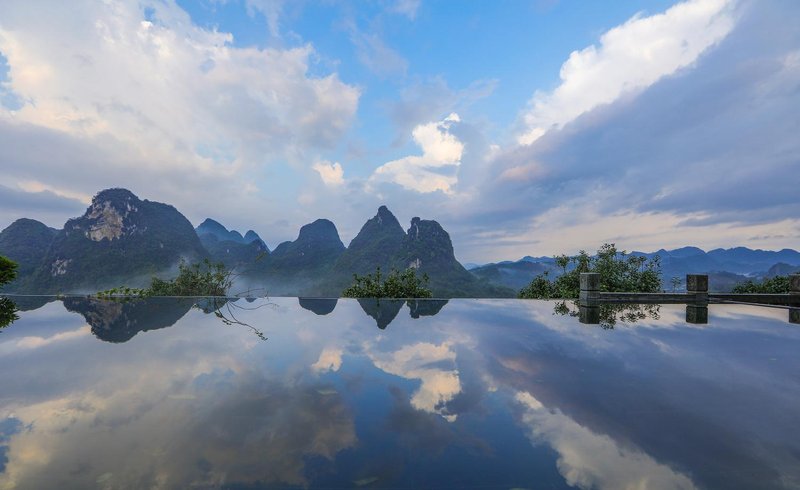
[686,274,709,304]
[579,272,600,306]
[790,274,800,295]
[686,305,708,324]
[579,305,600,324]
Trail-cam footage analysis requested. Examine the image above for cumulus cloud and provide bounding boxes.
[518,0,735,144]
[312,160,345,186]
[0,0,359,233]
[367,341,462,422]
[443,0,800,261]
[515,391,697,490]
[370,113,463,194]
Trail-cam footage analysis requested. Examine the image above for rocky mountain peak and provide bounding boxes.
[81,188,143,242]
[297,219,344,247]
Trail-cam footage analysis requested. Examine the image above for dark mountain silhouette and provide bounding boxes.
[0,218,58,291]
[196,219,269,270]
[26,188,208,293]
[357,298,404,329]
[478,246,800,293]
[298,298,338,315]
[321,208,513,297]
[6,187,797,297]
[63,296,194,343]
[470,260,552,290]
[333,205,406,277]
[407,299,448,318]
[247,219,346,296]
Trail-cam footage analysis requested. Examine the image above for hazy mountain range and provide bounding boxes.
[0,188,511,297]
[470,247,800,292]
[1,188,798,297]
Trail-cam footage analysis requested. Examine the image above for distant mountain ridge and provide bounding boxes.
[5,188,207,293]
[2,187,796,297]
[472,246,800,292]
[196,219,269,270]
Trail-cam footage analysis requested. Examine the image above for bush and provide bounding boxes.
[731,276,790,294]
[0,297,18,329]
[342,267,432,298]
[0,255,17,286]
[98,259,232,298]
[519,243,661,299]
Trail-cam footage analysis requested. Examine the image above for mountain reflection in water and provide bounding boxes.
[300,297,449,329]
[0,298,799,489]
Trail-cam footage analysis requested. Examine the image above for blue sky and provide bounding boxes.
[0,0,798,262]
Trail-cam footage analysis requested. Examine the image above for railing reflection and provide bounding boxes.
[557,301,661,329]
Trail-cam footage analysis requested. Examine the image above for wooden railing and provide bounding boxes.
[577,273,800,325]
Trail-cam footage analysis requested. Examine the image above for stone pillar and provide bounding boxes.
[686,274,709,304]
[790,274,800,295]
[686,305,708,324]
[579,273,600,306]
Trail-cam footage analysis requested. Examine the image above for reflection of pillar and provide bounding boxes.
[686,305,708,324]
[790,309,800,325]
[579,305,600,324]
[686,274,709,304]
[579,273,600,306]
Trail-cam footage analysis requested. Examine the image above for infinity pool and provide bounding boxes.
[0,297,798,489]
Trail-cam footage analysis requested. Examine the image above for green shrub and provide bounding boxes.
[519,243,661,299]
[0,297,18,329]
[0,255,17,286]
[98,259,232,298]
[731,276,790,294]
[342,267,432,298]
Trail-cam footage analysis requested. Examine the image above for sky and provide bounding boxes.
[0,0,798,263]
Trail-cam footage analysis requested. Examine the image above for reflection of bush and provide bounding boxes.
[0,297,19,329]
[554,300,661,329]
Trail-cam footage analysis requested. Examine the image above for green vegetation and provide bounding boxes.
[97,259,232,298]
[0,255,18,286]
[731,276,791,294]
[0,297,18,329]
[342,267,432,298]
[0,255,19,329]
[518,243,662,299]
[553,301,661,329]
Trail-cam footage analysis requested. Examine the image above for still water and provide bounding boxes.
[0,296,798,489]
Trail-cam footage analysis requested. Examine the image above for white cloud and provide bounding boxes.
[390,0,421,20]
[0,0,359,231]
[367,341,461,422]
[312,160,345,186]
[518,0,735,145]
[244,0,285,38]
[311,346,344,372]
[516,391,697,490]
[370,113,463,194]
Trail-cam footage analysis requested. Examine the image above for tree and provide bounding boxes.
[342,267,432,298]
[97,259,233,297]
[518,243,662,299]
[732,276,790,294]
[0,255,18,286]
